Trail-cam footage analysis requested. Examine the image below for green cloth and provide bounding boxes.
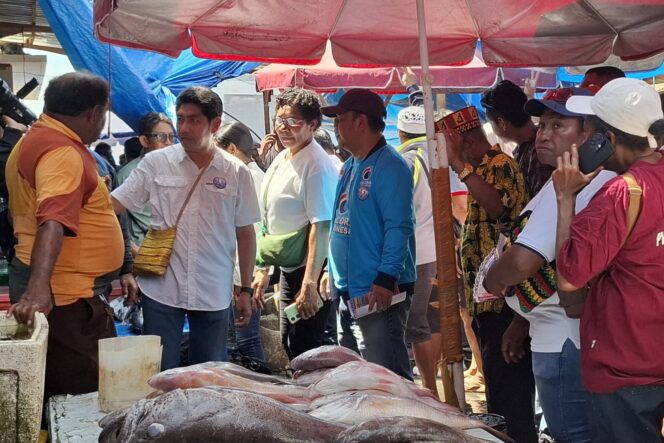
[117,157,151,246]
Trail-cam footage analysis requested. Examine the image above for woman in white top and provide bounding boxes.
[215,122,267,364]
[252,88,338,359]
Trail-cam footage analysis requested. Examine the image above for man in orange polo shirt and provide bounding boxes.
[7,72,129,400]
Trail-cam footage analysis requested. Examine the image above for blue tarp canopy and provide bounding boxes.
[39,0,259,134]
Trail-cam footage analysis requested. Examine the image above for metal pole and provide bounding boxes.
[416,0,438,169]
[416,0,466,411]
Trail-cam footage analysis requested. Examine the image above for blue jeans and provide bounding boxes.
[587,384,664,443]
[354,282,414,380]
[532,339,591,443]
[142,295,230,370]
[228,306,266,364]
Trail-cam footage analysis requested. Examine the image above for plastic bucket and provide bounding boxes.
[98,335,162,412]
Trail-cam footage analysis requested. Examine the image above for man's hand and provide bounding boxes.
[295,281,321,320]
[252,268,270,307]
[523,71,540,100]
[1,115,28,133]
[235,291,252,327]
[443,130,465,172]
[130,241,140,257]
[501,315,530,364]
[552,145,602,199]
[399,67,417,87]
[120,273,139,304]
[367,284,395,312]
[319,272,331,301]
[8,287,53,325]
[483,274,506,298]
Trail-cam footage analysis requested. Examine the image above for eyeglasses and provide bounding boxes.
[275,116,305,128]
[146,132,177,143]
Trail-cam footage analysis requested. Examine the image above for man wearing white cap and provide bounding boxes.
[554,78,664,442]
[395,106,468,396]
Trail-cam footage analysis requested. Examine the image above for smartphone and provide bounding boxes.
[284,296,325,324]
[578,132,615,174]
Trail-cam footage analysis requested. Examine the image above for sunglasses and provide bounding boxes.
[146,132,177,143]
[275,116,305,128]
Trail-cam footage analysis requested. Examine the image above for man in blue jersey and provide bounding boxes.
[322,89,416,379]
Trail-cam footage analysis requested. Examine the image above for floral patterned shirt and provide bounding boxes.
[461,144,529,316]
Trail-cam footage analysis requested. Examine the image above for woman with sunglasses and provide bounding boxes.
[117,112,176,253]
[252,88,338,359]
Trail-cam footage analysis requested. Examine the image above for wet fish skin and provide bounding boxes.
[292,367,334,385]
[310,361,427,400]
[309,393,483,429]
[334,417,485,443]
[290,345,363,372]
[98,388,346,443]
[148,364,308,403]
[194,361,295,385]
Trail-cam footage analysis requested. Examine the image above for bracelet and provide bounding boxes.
[239,286,254,296]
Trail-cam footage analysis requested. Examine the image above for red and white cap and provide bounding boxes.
[566,78,663,147]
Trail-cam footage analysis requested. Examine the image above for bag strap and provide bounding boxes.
[414,149,431,186]
[620,172,642,248]
[175,163,209,227]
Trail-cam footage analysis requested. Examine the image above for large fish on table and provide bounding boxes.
[310,361,440,401]
[290,345,363,372]
[148,364,308,404]
[189,361,295,385]
[334,417,485,442]
[98,388,346,443]
[309,393,481,428]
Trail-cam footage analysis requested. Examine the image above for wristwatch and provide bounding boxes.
[457,163,475,182]
[239,286,254,296]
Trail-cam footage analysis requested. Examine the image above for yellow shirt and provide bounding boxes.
[7,115,124,306]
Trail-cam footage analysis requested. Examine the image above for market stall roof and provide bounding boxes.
[254,43,558,93]
[94,0,664,67]
[0,0,61,53]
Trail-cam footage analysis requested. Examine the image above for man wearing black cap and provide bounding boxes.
[484,87,615,443]
[322,89,416,379]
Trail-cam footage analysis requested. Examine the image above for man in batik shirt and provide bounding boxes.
[441,107,535,443]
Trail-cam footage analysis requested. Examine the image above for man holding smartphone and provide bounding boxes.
[323,89,416,380]
[483,87,616,442]
[555,78,664,443]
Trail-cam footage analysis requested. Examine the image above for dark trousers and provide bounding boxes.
[45,296,117,400]
[474,308,538,443]
[279,266,332,359]
[355,283,414,381]
[322,297,339,345]
[587,385,664,443]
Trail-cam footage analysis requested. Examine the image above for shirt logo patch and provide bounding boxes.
[362,166,372,181]
[338,193,349,214]
[211,177,226,189]
[358,186,369,200]
[657,231,664,247]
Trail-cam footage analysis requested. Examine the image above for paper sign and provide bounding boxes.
[349,291,407,319]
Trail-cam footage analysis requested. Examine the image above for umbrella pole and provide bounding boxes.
[262,90,272,135]
[416,0,466,411]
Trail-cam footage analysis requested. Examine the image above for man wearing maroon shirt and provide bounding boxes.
[553,78,664,443]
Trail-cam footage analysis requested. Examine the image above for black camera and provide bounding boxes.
[0,77,38,126]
